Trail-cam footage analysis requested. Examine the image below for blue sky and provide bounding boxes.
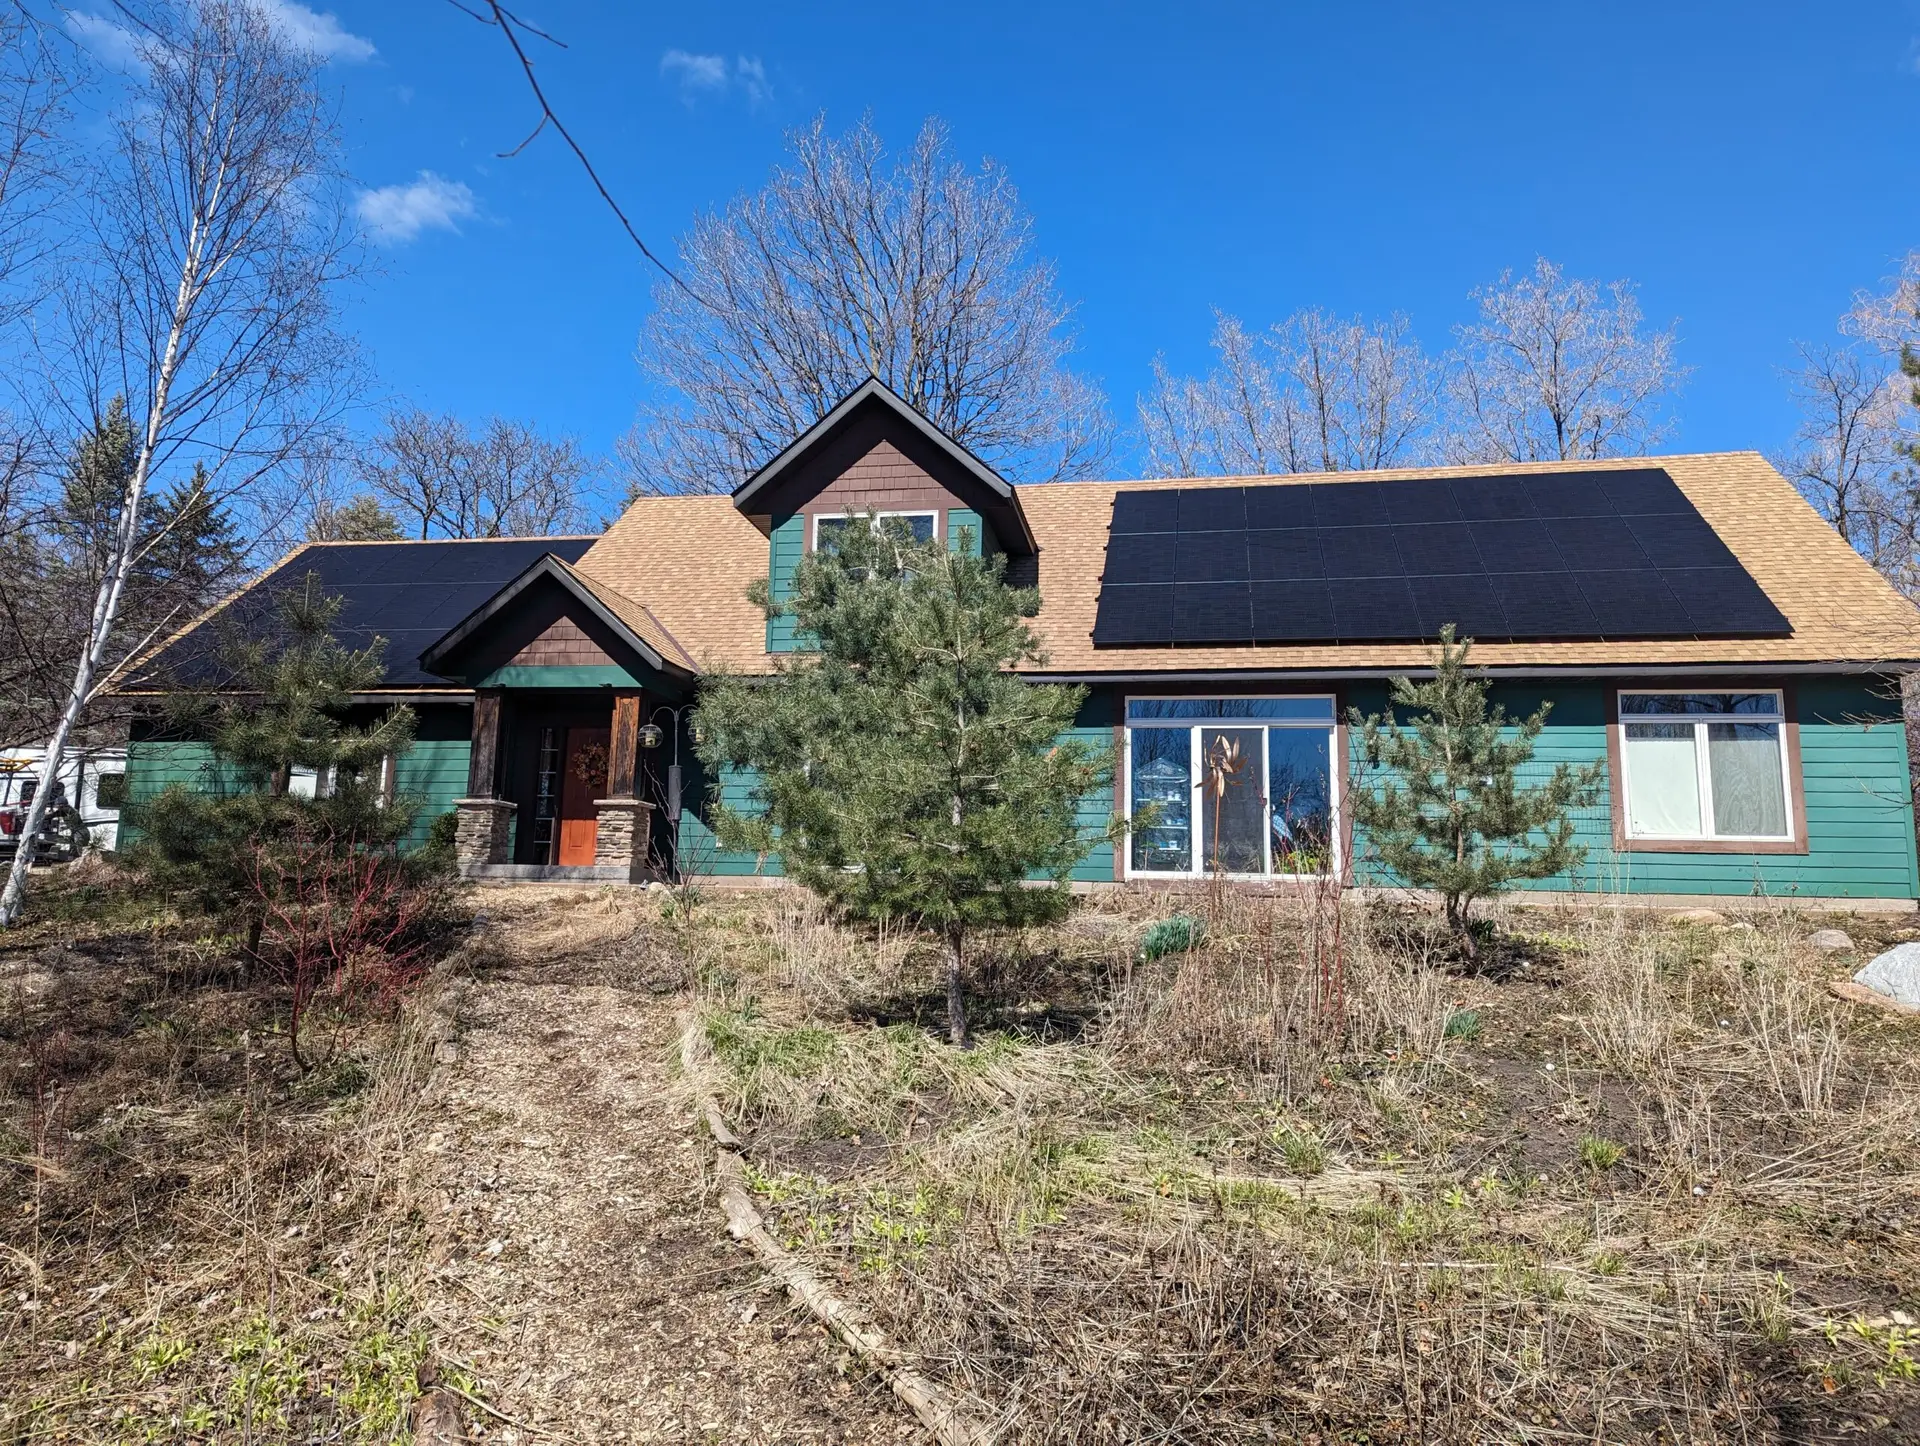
[121,2,1920,493]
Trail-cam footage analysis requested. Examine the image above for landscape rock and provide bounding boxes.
[1667,909,1728,927]
[1805,928,1855,954]
[1853,941,1920,1009]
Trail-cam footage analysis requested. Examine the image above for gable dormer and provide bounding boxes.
[730,378,1037,652]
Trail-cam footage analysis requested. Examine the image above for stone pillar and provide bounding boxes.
[593,797,653,882]
[453,798,515,869]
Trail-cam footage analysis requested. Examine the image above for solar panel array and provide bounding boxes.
[139,537,598,688]
[1090,468,1791,647]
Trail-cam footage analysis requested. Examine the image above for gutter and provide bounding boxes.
[1017,660,1920,684]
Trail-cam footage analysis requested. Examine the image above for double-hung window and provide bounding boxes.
[1124,696,1338,878]
[812,510,938,551]
[1618,691,1792,843]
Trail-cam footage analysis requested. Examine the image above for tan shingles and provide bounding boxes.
[574,453,1920,677]
[574,496,771,673]
[551,558,698,672]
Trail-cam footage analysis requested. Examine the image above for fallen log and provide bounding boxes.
[1828,978,1920,1016]
[678,1015,995,1446]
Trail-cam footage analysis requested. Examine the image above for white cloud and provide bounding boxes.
[64,11,148,72]
[661,49,729,93]
[734,56,770,107]
[660,49,771,107]
[66,3,374,69]
[355,172,476,244]
[256,0,376,63]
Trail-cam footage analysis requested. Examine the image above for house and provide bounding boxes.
[126,379,1920,906]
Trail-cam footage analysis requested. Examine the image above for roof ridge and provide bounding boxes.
[1028,451,1774,491]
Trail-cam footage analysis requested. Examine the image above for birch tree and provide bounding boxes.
[1139,308,1440,476]
[623,114,1111,496]
[1445,258,1684,463]
[0,0,352,927]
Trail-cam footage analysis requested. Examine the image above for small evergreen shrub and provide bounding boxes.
[1140,914,1204,961]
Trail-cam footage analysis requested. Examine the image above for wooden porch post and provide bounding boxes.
[595,689,652,883]
[608,690,641,799]
[467,688,504,798]
[455,687,514,870]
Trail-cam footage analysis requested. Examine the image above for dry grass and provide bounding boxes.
[0,869,463,1444]
[677,887,1920,1444]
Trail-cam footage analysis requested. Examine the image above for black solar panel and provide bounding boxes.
[136,536,599,687]
[1092,468,1791,646]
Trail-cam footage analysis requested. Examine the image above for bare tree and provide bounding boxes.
[1777,253,1920,598]
[0,0,355,927]
[623,114,1111,496]
[0,10,68,328]
[1445,258,1685,463]
[360,409,597,538]
[1138,309,1439,476]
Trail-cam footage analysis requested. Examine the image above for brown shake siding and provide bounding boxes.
[802,439,961,546]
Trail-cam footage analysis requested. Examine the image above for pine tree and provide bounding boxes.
[136,462,249,626]
[127,572,420,917]
[53,397,140,579]
[307,493,403,542]
[696,520,1111,1045]
[1347,627,1603,960]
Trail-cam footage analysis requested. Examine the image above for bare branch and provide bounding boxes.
[626,114,1111,495]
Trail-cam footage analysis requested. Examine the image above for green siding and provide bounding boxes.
[1340,678,1918,901]
[946,508,999,557]
[126,737,471,853]
[765,513,806,653]
[1061,689,1117,883]
[393,738,471,848]
[677,759,783,877]
[476,665,640,689]
[680,690,1115,884]
[125,741,229,816]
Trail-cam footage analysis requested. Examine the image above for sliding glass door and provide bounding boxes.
[1124,697,1338,879]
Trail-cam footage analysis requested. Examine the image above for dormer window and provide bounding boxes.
[812,510,938,551]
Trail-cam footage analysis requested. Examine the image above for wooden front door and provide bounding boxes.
[557,727,609,866]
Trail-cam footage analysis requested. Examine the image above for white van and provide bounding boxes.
[0,746,127,859]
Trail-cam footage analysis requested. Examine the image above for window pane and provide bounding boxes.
[1129,728,1192,872]
[94,773,126,810]
[815,516,851,552]
[1707,722,1788,837]
[1199,727,1265,873]
[1621,692,1780,716]
[1268,726,1333,873]
[1128,697,1334,721]
[880,512,936,543]
[1624,722,1702,835]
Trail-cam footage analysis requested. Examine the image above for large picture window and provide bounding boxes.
[1618,691,1792,842]
[1124,696,1337,877]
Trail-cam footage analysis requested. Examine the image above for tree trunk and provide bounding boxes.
[1447,893,1478,962]
[944,922,970,1049]
[0,213,203,929]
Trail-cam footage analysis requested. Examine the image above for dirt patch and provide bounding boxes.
[418,890,910,1444]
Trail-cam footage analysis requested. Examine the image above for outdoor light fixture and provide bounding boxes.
[638,723,664,750]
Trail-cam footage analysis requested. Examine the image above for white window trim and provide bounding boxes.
[1616,688,1795,843]
[1121,694,1341,882]
[811,509,941,550]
